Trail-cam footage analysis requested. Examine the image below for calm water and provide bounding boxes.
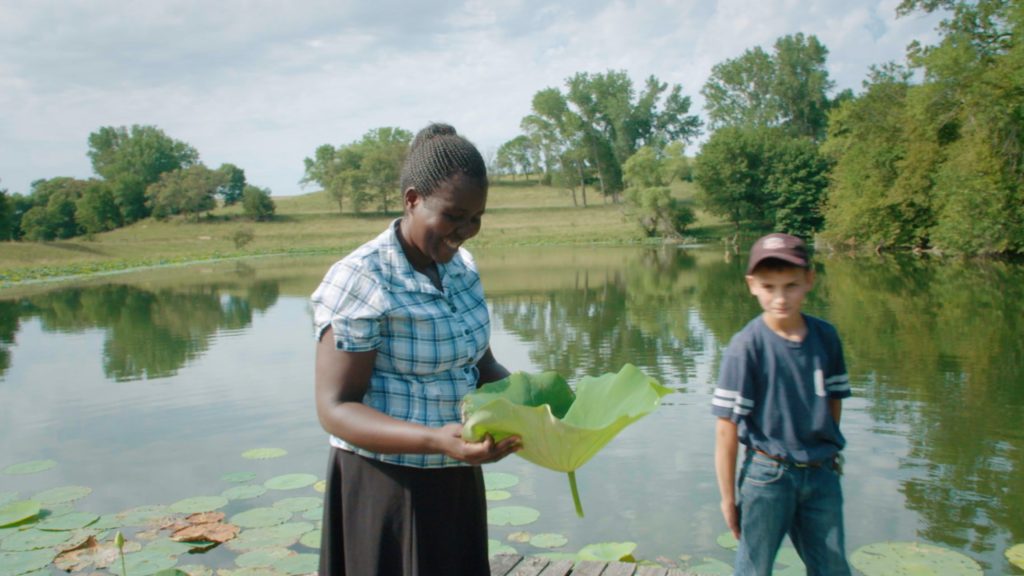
[0,245,1021,574]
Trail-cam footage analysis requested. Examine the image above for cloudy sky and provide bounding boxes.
[0,0,945,197]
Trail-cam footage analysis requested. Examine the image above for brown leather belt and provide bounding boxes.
[754,449,831,468]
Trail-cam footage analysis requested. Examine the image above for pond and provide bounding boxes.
[0,244,1021,575]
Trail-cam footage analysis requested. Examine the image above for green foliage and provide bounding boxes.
[0,187,11,241]
[241,185,275,221]
[75,181,121,238]
[19,177,95,241]
[87,125,199,223]
[216,163,247,206]
[622,147,696,238]
[703,33,836,140]
[496,135,538,179]
[301,127,411,214]
[146,164,225,221]
[231,228,255,249]
[696,126,828,235]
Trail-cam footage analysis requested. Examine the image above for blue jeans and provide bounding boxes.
[734,451,851,576]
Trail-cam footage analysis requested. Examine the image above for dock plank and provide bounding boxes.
[572,560,609,576]
[634,565,669,576]
[537,559,576,576]
[510,556,551,576]
[601,561,637,576]
[491,554,525,576]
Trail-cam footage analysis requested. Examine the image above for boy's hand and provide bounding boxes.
[721,500,740,539]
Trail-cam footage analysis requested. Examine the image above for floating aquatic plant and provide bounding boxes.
[483,472,519,490]
[263,473,317,491]
[222,484,267,501]
[577,541,637,562]
[530,533,568,549]
[1007,543,1024,569]
[485,490,512,501]
[850,541,982,575]
[0,500,40,528]
[221,472,257,484]
[488,538,516,557]
[462,364,671,517]
[240,448,287,460]
[487,506,541,527]
[2,460,56,476]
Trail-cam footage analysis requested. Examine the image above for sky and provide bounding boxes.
[0,0,946,197]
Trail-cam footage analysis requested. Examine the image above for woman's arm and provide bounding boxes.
[474,346,510,386]
[315,328,519,464]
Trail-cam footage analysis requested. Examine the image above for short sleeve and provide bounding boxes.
[712,336,757,422]
[310,260,386,352]
[824,325,851,399]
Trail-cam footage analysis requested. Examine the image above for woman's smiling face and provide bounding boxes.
[401,173,488,267]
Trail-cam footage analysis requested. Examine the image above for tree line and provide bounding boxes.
[0,125,275,242]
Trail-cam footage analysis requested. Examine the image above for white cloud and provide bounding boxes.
[0,0,945,196]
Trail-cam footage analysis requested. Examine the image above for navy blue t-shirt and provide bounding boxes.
[711,314,851,463]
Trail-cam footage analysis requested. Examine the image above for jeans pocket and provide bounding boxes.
[745,456,785,485]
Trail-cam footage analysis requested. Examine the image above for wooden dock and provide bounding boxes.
[490,555,697,576]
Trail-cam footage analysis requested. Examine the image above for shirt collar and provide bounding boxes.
[379,218,467,293]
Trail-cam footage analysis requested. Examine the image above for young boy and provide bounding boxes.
[712,233,852,576]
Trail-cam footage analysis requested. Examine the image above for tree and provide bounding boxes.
[301,127,411,214]
[702,33,836,140]
[146,164,225,221]
[242,185,275,221]
[87,125,199,222]
[75,181,121,238]
[19,178,91,241]
[358,127,412,214]
[622,146,696,238]
[0,185,11,241]
[217,163,247,206]
[496,135,538,180]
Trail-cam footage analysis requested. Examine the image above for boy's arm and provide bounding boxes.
[715,417,741,538]
[829,397,842,424]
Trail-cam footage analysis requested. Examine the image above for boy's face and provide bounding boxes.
[745,266,815,324]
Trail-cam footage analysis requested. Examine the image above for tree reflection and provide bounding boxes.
[822,256,1024,553]
[0,279,279,381]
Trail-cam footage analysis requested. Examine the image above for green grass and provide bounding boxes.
[0,181,727,286]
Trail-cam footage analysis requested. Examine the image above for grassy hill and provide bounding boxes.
[0,179,725,285]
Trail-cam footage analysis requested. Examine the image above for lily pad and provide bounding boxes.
[223,484,267,501]
[236,547,295,568]
[172,522,239,544]
[119,549,179,576]
[688,557,733,575]
[850,541,982,575]
[507,531,532,543]
[487,506,540,527]
[241,448,287,460]
[144,538,200,556]
[312,480,326,493]
[264,474,318,491]
[488,538,516,557]
[485,490,511,501]
[114,505,170,528]
[272,497,322,513]
[225,522,314,552]
[301,507,323,521]
[0,501,40,528]
[177,565,213,576]
[716,530,738,550]
[222,472,257,484]
[217,569,285,576]
[483,472,520,490]
[1007,543,1024,569]
[530,533,568,549]
[463,365,671,517]
[38,511,99,531]
[298,529,321,549]
[577,541,637,561]
[0,549,56,576]
[32,485,91,505]
[272,553,319,575]
[231,507,293,529]
[168,496,229,515]
[0,493,17,507]
[2,460,56,476]
[1,528,73,551]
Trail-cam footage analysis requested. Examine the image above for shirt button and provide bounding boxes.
[450,305,457,313]
[464,329,470,335]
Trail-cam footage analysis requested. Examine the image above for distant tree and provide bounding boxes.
[20,178,91,241]
[217,163,247,206]
[0,185,11,241]
[75,181,121,238]
[622,146,696,238]
[241,185,275,221]
[87,125,199,222]
[302,127,411,214]
[703,33,836,140]
[662,141,693,183]
[146,164,225,221]
[359,127,412,214]
[496,135,538,180]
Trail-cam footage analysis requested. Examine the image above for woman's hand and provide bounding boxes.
[434,423,521,465]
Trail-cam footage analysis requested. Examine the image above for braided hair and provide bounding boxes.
[400,123,487,197]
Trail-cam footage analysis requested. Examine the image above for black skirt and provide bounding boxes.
[318,447,490,576]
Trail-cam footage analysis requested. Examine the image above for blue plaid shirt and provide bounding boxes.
[311,220,491,468]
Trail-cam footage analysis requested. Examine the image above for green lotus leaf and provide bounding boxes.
[222,472,257,484]
[145,538,201,556]
[241,448,287,460]
[2,460,56,476]
[118,549,178,576]
[530,533,568,549]
[462,364,671,516]
[225,522,314,552]
[0,528,73,551]
[312,480,326,493]
[774,547,806,576]
[0,549,55,576]
[507,531,531,543]
[37,511,99,531]
[236,547,295,568]
[850,541,982,575]
[152,570,190,576]
[230,507,292,529]
[485,490,511,501]
[488,539,516,557]
[0,501,40,528]
[272,497,322,513]
[483,472,519,490]
[0,493,17,507]
[688,557,733,575]
[31,485,91,505]
[263,474,317,491]
[298,529,321,549]
[577,541,637,561]
[168,496,229,515]
[273,553,319,575]
[114,505,169,528]
[716,530,738,550]
[1007,543,1024,569]
[487,506,540,527]
[301,507,323,521]
[176,565,213,576]
[222,485,267,501]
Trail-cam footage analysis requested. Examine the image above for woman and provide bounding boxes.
[311,123,521,575]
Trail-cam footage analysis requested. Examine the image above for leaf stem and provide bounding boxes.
[568,471,584,518]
